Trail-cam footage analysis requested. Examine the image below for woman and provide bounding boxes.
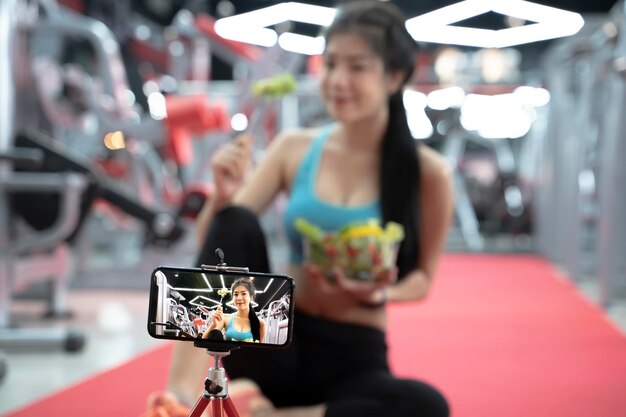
[164,1,454,416]
[204,278,266,343]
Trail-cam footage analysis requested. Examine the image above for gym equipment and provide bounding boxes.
[13,128,186,247]
[16,1,232,283]
[536,4,626,307]
[596,3,626,307]
[0,351,6,385]
[27,1,228,205]
[1,0,87,358]
[439,116,485,251]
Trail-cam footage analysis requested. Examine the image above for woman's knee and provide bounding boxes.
[212,205,261,234]
[328,372,449,417]
[399,379,449,417]
[196,205,270,271]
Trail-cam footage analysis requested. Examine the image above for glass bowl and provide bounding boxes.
[297,219,404,281]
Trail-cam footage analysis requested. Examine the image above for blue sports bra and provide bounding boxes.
[282,125,381,264]
[224,314,254,341]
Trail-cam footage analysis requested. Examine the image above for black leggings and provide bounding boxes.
[195,206,449,417]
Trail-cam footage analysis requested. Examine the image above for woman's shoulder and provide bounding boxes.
[417,144,453,186]
[271,126,328,153]
[264,127,329,181]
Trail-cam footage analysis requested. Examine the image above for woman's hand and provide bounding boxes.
[209,306,225,331]
[303,263,398,304]
[211,134,253,205]
[332,266,397,304]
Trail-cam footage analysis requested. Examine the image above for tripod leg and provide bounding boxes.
[188,396,210,417]
[223,397,241,417]
[212,399,223,417]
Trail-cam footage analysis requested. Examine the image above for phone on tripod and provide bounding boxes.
[147,265,295,349]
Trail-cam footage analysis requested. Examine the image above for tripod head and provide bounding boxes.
[199,348,233,398]
[186,346,243,417]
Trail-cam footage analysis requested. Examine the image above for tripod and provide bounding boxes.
[188,249,254,416]
[188,348,240,417]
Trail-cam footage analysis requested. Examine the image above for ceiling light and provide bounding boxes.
[405,0,584,48]
[427,87,466,110]
[513,86,550,107]
[278,33,326,55]
[214,2,336,53]
[460,93,535,138]
[403,90,433,139]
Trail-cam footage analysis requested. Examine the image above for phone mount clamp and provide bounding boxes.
[200,248,249,274]
[189,248,248,417]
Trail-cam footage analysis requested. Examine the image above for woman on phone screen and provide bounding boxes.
[204,278,266,343]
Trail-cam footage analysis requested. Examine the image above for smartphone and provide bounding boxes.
[147,266,295,350]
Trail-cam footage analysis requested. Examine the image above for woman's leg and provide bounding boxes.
[167,205,272,405]
[268,313,449,417]
[264,373,448,417]
[253,328,449,417]
[195,205,271,272]
[325,370,449,417]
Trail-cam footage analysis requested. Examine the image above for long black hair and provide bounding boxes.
[230,278,261,341]
[324,1,421,278]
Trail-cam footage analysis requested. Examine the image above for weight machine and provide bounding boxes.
[0,0,226,362]
[16,0,233,285]
[0,0,87,383]
[536,2,626,307]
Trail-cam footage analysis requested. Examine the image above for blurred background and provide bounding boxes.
[2,0,626,414]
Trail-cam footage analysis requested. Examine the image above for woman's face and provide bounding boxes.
[320,31,391,124]
[232,284,252,310]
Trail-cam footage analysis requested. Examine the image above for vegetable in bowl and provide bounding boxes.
[295,218,404,281]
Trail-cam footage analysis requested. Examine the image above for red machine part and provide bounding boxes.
[163,94,230,166]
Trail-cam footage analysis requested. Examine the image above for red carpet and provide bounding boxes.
[6,254,626,417]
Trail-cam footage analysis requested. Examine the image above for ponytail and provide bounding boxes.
[381,92,420,278]
[248,304,261,342]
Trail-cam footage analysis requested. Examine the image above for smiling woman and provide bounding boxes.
[156,1,454,416]
[205,278,266,343]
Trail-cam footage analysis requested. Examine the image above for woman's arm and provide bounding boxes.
[222,314,231,332]
[196,131,296,244]
[387,145,454,303]
[231,130,300,213]
[196,135,252,245]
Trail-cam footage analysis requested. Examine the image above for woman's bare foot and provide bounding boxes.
[140,391,191,417]
[229,378,274,417]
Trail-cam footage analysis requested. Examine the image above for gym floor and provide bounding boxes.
[1,234,625,415]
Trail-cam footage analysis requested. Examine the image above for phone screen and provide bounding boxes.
[147,266,295,349]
